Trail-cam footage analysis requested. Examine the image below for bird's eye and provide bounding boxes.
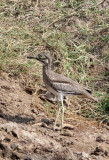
[39,54,45,59]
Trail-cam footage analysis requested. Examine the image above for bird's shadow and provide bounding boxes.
[0,109,35,124]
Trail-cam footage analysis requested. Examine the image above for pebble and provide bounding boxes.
[61,131,74,137]
[82,152,89,158]
[11,129,19,138]
[63,124,74,130]
[41,118,51,125]
[96,135,105,142]
[91,146,108,156]
[11,143,18,150]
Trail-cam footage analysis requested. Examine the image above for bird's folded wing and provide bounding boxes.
[51,81,82,95]
[48,71,91,95]
[48,71,78,85]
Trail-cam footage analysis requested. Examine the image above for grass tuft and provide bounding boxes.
[0,0,109,124]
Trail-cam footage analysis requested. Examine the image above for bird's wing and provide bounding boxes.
[48,71,78,85]
[48,71,86,95]
[51,81,83,95]
[46,70,98,101]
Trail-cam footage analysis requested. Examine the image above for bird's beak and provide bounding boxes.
[27,56,39,60]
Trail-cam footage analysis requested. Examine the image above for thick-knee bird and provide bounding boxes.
[27,53,98,131]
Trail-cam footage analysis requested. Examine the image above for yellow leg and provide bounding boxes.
[61,96,64,132]
[53,97,61,131]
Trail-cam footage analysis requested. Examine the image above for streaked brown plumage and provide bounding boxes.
[27,52,98,131]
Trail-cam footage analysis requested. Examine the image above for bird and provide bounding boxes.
[27,52,98,132]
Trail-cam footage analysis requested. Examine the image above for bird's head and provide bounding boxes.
[27,52,52,65]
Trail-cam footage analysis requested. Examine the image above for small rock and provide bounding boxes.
[96,146,104,152]
[5,137,11,142]
[96,135,105,142]
[41,122,47,127]
[17,144,23,150]
[1,85,10,90]
[41,118,51,125]
[11,152,21,160]
[11,143,18,150]
[11,129,19,138]
[25,87,35,94]
[104,150,108,156]
[41,122,51,130]
[91,146,106,156]
[0,102,6,106]
[63,124,74,130]
[31,108,37,114]
[61,131,74,137]
[82,152,89,158]
[65,140,74,145]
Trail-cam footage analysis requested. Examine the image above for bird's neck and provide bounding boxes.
[43,63,51,76]
[43,63,51,71]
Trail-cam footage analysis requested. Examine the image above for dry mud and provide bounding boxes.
[0,74,109,160]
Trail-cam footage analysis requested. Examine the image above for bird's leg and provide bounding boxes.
[60,94,64,132]
[53,97,61,131]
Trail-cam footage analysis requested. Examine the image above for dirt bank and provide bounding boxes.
[0,74,109,160]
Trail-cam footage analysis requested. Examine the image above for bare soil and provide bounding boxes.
[0,73,109,160]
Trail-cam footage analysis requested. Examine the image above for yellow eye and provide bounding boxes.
[39,54,45,59]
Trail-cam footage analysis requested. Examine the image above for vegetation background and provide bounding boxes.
[0,0,109,123]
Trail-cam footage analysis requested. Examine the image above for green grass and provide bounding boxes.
[99,92,109,114]
[0,0,109,122]
[97,92,109,124]
[44,101,56,117]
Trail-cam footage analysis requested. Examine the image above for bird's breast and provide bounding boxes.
[43,70,59,96]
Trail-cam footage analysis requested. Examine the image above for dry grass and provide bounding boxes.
[0,0,109,123]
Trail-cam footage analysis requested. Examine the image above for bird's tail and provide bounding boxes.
[83,90,98,102]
